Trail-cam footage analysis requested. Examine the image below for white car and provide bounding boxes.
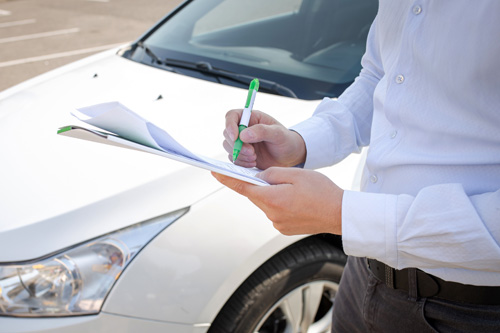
[0,1,377,332]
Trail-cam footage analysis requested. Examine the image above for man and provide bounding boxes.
[213,1,500,332]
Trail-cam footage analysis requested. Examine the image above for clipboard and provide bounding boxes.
[57,124,268,186]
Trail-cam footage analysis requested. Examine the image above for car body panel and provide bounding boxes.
[0,0,370,329]
[0,51,317,262]
[102,186,305,325]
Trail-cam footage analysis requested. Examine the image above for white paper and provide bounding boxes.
[71,102,267,186]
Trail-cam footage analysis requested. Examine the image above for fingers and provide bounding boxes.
[223,109,289,169]
[229,154,257,168]
[223,138,257,167]
[214,165,344,236]
[222,136,232,154]
[225,109,243,142]
[224,109,259,166]
[222,135,256,158]
[225,109,282,145]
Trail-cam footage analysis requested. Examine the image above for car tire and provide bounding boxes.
[209,237,346,333]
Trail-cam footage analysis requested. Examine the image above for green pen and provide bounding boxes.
[233,78,259,162]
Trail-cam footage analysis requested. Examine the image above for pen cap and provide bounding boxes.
[245,79,260,108]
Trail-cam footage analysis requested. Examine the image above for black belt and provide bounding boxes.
[367,259,500,305]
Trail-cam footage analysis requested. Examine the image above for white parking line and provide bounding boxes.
[0,27,80,44]
[0,42,126,68]
[0,9,12,16]
[0,19,37,28]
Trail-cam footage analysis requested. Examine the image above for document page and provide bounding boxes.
[70,102,268,186]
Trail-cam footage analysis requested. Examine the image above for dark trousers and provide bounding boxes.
[331,256,500,332]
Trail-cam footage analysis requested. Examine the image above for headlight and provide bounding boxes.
[0,208,188,317]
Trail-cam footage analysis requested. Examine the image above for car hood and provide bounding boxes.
[0,49,317,261]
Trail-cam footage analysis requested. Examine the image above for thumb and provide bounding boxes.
[240,124,284,144]
[211,172,260,197]
[257,167,303,185]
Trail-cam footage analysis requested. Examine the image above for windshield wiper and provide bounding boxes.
[134,42,297,98]
[162,58,297,98]
[136,42,178,73]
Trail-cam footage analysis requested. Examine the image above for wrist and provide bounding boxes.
[288,130,307,167]
[334,189,343,235]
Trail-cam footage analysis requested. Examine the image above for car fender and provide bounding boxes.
[101,185,305,326]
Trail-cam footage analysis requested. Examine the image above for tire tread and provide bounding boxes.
[208,237,346,333]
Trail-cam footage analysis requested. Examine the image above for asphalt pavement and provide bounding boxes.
[0,0,183,92]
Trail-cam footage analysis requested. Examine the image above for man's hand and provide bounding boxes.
[212,168,343,235]
[223,109,306,169]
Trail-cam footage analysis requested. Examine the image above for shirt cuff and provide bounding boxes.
[290,98,341,170]
[290,117,331,169]
[341,190,399,268]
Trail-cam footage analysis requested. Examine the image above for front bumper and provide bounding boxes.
[0,312,210,333]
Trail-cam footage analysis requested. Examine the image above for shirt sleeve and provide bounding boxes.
[342,185,500,286]
[291,17,383,170]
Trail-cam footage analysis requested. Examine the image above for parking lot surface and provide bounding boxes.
[0,0,182,92]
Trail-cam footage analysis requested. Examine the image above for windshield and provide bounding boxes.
[125,0,378,100]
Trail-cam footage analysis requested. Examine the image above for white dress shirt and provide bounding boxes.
[292,0,500,286]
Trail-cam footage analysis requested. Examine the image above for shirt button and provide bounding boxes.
[370,174,378,183]
[396,74,405,84]
[390,130,398,139]
[413,5,422,15]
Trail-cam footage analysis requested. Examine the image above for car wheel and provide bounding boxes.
[209,237,346,333]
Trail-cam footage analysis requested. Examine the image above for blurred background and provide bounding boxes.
[0,0,183,92]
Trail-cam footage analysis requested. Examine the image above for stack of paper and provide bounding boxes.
[58,102,268,186]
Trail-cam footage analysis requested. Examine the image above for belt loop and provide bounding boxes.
[385,265,394,288]
[408,268,418,301]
